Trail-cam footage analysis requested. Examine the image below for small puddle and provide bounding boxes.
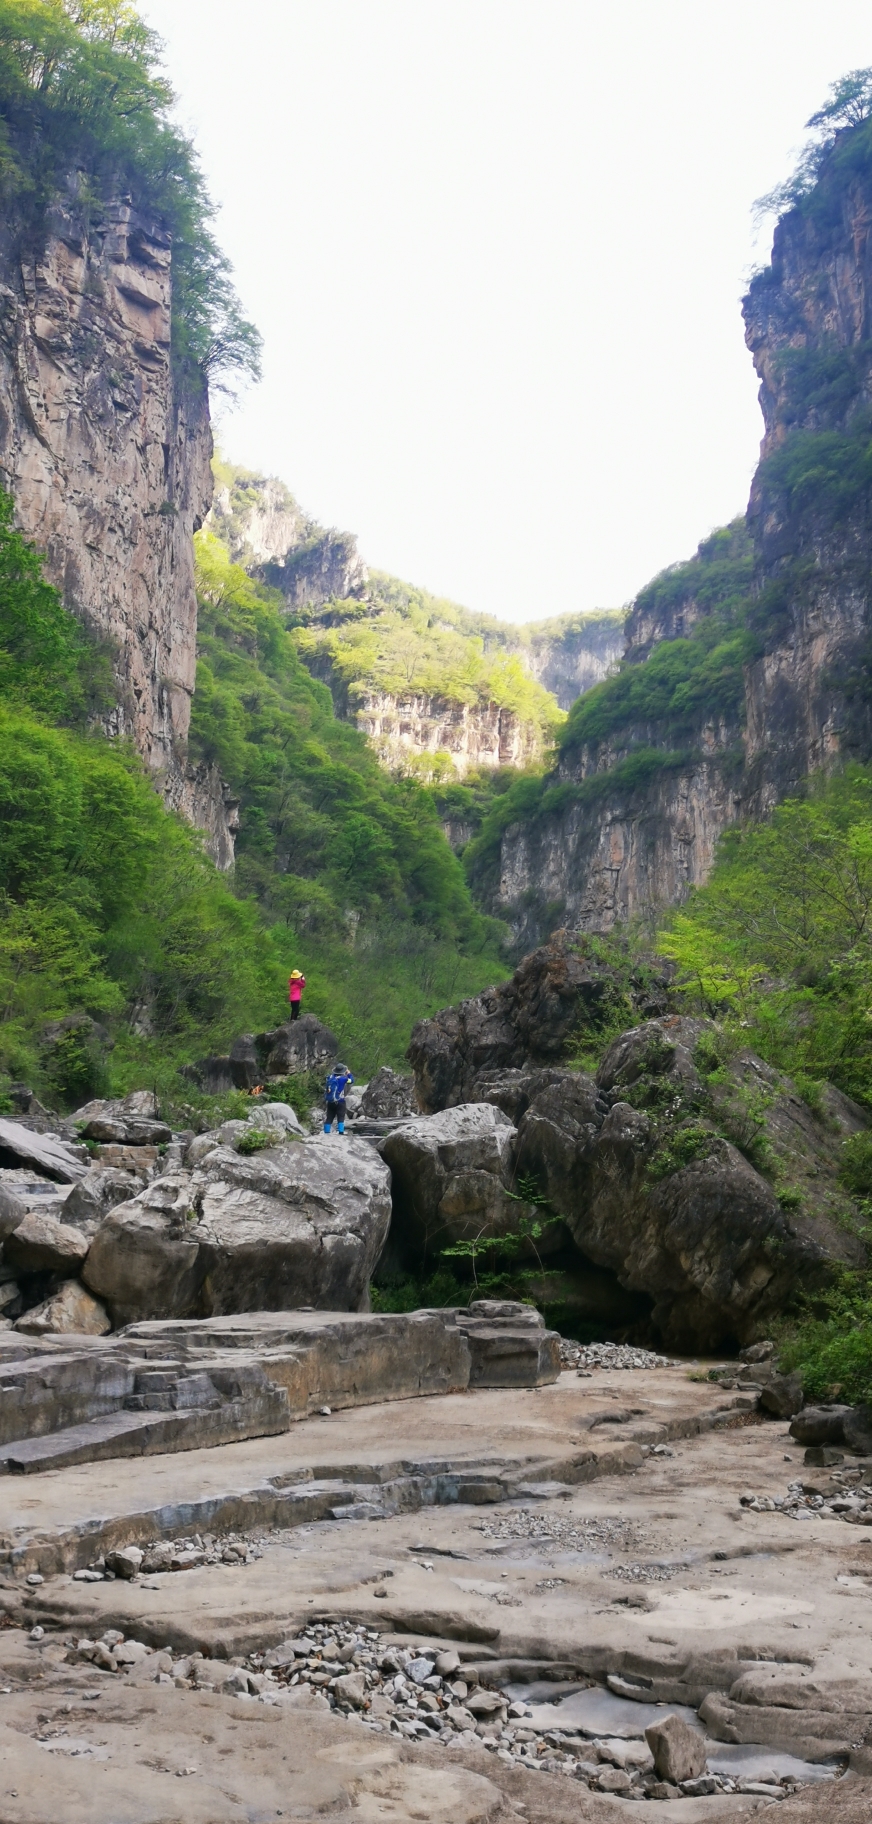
[707,1745,840,1784]
[505,1684,702,1737]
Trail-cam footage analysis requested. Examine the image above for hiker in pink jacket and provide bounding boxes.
[288,970,306,1021]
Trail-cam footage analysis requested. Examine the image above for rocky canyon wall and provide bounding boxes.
[207,466,621,777]
[355,690,543,778]
[0,184,236,865]
[488,123,872,949]
[511,611,625,709]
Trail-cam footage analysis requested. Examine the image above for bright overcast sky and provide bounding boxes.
[141,1,872,624]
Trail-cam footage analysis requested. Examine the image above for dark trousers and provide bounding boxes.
[290,1001,301,1021]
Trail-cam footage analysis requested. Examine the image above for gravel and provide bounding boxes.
[42,1617,822,1799]
[558,1340,676,1373]
[740,1472,872,1525]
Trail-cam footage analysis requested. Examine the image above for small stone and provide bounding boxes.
[26,1573,43,1586]
[595,1766,632,1792]
[105,1547,143,1580]
[29,1626,44,1641]
[435,1650,460,1676]
[334,1671,367,1707]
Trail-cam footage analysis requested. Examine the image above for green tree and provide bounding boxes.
[0,0,260,384]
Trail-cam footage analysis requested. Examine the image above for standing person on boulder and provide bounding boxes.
[288,970,306,1022]
[324,1063,354,1135]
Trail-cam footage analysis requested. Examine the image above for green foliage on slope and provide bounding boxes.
[659,767,872,1109]
[0,0,260,382]
[560,522,754,758]
[291,570,565,754]
[0,494,506,1106]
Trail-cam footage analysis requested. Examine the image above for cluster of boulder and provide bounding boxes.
[399,939,868,1349]
[1,935,868,1350]
[0,1086,391,1333]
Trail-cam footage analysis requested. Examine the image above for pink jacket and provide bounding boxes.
[289,975,305,1003]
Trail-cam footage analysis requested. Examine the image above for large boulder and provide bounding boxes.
[185,1102,302,1167]
[407,933,673,1113]
[0,1186,27,1243]
[509,1013,863,1350]
[84,1138,391,1324]
[61,1166,143,1232]
[380,1103,564,1267]
[4,1210,90,1274]
[229,1018,339,1089]
[83,1174,205,1325]
[359,1067,416,1120]
[14,1280,110,1336]
[0,1118,87,1183]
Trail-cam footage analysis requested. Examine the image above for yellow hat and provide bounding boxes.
[290,969,303,979]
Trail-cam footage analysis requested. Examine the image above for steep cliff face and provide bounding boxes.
[0,185,235,862]
[356,689,543,778]
[515,610,625,706]
[484,118,872,949]
[208,462,623,778]
[209,467,368,605]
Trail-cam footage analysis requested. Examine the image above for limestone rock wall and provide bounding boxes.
[488,135,872,947]
[0,185,235,864]
[356,689,544,777]
[515,613,625,709]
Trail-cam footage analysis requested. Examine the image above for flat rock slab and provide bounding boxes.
[0,1682,504,1824]
[0,1120,86,1183]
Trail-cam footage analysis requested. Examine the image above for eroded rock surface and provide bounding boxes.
[84,1138,391,1324]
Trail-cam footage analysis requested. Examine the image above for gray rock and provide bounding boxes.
[0,1185,27,1242]
[255,1017,339,1083]
[380,1102,540,1264]
[5,1210,90,1273]
[13,1281,110,1335]
[843,1404,872,1455]
[407,934,642,1113]
[84,1139,391,1323]
[334,1670,366,1707]
[79,1115,171,1146]
[471,1066,593,1127]
[83,1174,205,1326]
[62,1167,142,1231]
[759,1372,804,1418]
[193,1139,391,1313]
[359,1067,416,1120]
[790,1405,852,1447]
[0,1118,87,1183]
[644,1714,706,1784]
[105,1546,143,1579]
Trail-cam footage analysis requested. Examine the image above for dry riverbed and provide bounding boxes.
[0,1362,870,1822]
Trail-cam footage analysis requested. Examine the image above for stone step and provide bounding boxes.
[0,1388,290,1474]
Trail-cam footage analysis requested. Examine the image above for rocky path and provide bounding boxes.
[0,1365,869,1820]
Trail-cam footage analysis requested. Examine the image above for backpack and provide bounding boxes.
[325,1070,350,1101]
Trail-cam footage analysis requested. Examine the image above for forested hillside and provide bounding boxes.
[208,459,624,781]
[0,1,508,1109]
[0,495,507,1107]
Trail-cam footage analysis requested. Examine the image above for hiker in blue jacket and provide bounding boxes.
[324,1063,354,1134]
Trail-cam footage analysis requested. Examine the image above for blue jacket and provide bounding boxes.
[325,1069,354,1102]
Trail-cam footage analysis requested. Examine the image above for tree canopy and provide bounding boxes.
[0,0,260,383]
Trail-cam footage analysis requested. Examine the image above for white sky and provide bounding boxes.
[140,1,872,624]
